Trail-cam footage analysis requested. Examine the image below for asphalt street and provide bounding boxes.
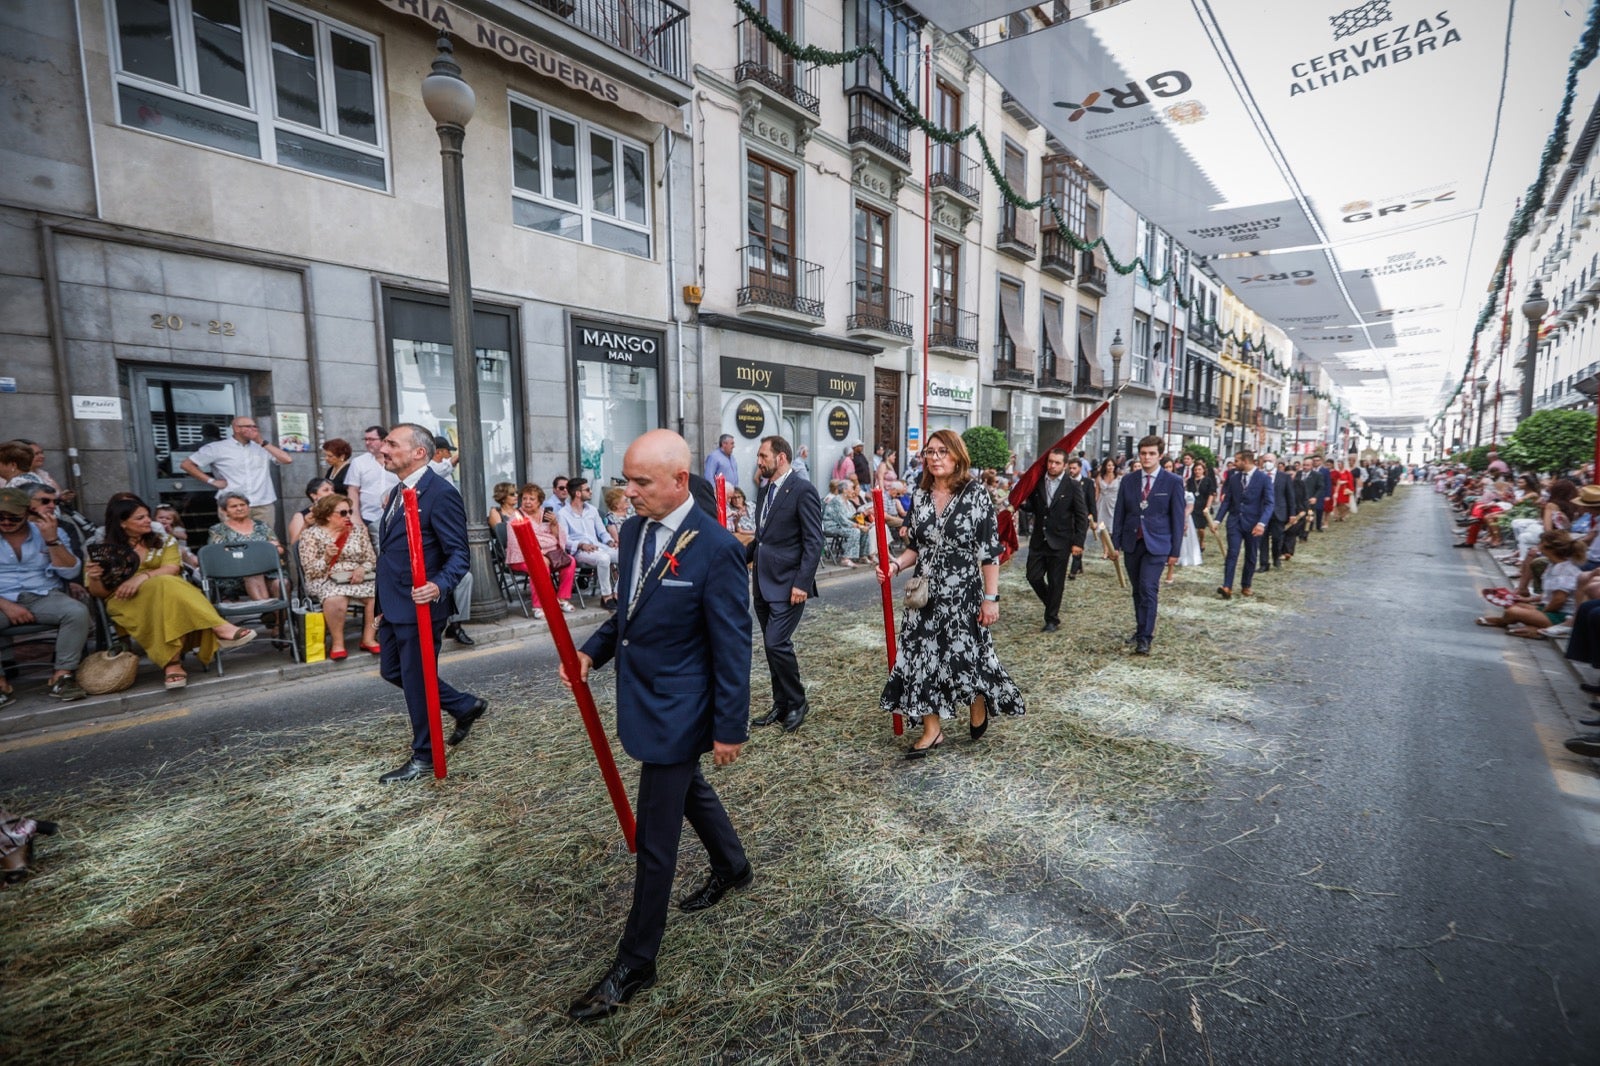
[5,489,1600,1064]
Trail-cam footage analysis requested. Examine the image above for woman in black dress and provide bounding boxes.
[879,429,1025,757]
[1187,459,1218,553]
[322,438,353,496]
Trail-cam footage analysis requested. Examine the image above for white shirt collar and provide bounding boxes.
[398,465,427,490]
[648,495,696,539]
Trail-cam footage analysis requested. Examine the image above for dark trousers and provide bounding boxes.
[1313,501,1326,531]
[1223,519,1260,590]
[1565,599,1600,668]
[1263,518,1286,567]
[1026,543,1069,625]
[754,597,807,713]
[379,616,479,762]
[617,757,746,968]
[1126,538,1165,642]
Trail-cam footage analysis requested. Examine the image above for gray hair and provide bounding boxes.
[393,423,437,456]
[216,489,250,507]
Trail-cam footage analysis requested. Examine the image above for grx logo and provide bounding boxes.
[1330,0,1393,41]
[1055,71,1194,121]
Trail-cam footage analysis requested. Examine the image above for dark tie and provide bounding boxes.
[760,482,776,531]
[381,487,404,538]
[635,521,661,600]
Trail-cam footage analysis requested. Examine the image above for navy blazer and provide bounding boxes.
[374,467,469,625]
[1215,468,1275,530]
[582,504,752,765]
[748,473,823,603]
[1111,468,1187,557]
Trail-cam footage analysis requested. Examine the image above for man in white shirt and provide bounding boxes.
[428,436,460,482]
[345,425,399,537]
[180,416,293,524]
[560,477,619,607]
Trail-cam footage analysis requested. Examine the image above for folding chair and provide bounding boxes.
[197,541,298,676]
[489,524,532,617]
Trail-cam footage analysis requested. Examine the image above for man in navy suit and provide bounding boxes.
[748,434,823,732]
[1214,449,1274,599]
[1310,456,1332,531]
[563,430,752,1022]
[373,424,486,784]
[1110,435,1187,655]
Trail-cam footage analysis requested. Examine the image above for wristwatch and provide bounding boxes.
[45,540,61,547]
[982,593,999,602]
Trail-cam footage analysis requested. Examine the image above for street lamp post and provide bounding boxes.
[1108,329,1126,458]
[1519,281,1549,422]
[1474,375,1488,448]
[422,35,505,623]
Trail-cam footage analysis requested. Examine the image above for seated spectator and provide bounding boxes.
[882,482,908,543]
[488,481,518,528]
[86,496,256,690]
[602,486,630,538]
[1477,530,1584,637]
[9,440,59,491]
[558,477,618,609]
[0,442,39,489]
[287,477,334,545]
[727,488,755,545]
[505,483,574,616]
[297,494,377,660]
[206,490,284,604]
[150,504,198,574]
[822,479,870,567]
[0,488,89,703]
[25,484,84,587]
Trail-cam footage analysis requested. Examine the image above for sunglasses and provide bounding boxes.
[334,509,352,516]
[0,513,26,522]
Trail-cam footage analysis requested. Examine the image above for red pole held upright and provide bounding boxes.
[872,488,904,736]
[716,474,728,528]
[401,488,447,780]
[510,516,637,852]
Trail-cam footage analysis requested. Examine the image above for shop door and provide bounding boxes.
[874,369,900,460]
[129,367,254,546]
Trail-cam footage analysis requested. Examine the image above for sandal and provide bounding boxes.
[559,601,574,613]
[164,669,188,690]
[1475,616,1498,627]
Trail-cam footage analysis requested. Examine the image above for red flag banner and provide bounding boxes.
[996,389,1123,564]
[509,516,638,852]
[401,488,447,779]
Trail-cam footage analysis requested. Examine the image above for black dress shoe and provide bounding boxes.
[379,758,433,784]
[677,864,753,912]
[1042,621,1060,633]
[1133,638,1152,655]
[751,706,785,727]
[567,960,657,1021]
[1565,735,1600,758]
[1581,683,1600,695]
[1124,631,1139,645]
[781,703,810,733]
[446,624,476,647]
[1579,716,1600,727]
[448,699,488,746]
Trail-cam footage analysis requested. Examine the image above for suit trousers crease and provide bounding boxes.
[754,597,806,712]
[1026,546,1068,624]
[1127,539,1165,642]
[618,758,747,969]
[1223,519,1260,591]
[378,616,478,761]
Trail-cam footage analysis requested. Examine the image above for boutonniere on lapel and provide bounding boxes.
[658,528,699,580]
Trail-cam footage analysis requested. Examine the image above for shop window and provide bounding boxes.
[110,0,387,190]
[510,98,652,258]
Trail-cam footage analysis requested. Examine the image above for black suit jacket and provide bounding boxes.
[1025,475,1090,553]
[688,474,720,521]
[1270,471,1296,527]
[1079,475,1098,521]
[748,472,823,603]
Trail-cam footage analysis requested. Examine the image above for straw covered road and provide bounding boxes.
[4,487,1600,1064]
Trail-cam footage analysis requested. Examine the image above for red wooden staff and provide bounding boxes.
[401,488,447,780]
[871,487,904,736]
[510,515,637,852]
[715,474,728,528]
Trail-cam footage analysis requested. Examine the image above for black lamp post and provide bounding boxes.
[422,35,504,623]
[1474,375,1488,448]
[1519,281,1549,422]
[1108,329,1125,457]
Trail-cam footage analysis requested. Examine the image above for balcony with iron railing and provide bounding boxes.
[738,244,824,322]
[531,0,690,83]
[1077,249,1108,296]
[847,282,913,339]
[929,305,979,354]
[736,20,820,118]
[847,94,911,167]
[1040,228,1075,281]
[930,144,981,203]
[997,203,1038,261]
[993,358,1035,385]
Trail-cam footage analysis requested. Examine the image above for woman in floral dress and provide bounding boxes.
[879,429,1025,757]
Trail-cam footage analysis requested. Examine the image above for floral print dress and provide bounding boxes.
[880,481,1026,725]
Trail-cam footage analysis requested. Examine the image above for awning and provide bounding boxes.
[1077,322,1105,388]
[998,285,1035,371]
[1043,308,1069,379]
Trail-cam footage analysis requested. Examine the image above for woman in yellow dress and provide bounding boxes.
[86,496,257,690]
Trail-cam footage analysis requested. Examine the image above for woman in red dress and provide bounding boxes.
[1332,461,1355,521]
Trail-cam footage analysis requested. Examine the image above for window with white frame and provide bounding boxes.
[509,98,652,258]
[110,0,387,189]
[1132,312,1151,384]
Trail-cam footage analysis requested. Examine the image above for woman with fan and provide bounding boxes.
[298,493,378,660]
[86,497,256,690]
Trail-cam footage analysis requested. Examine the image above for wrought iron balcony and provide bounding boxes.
[997,203,1037,261]
[847,94,910,166]
[929,306,979,354]
[1041,229,1075,280]
[736,20,820,115]
[930,144,981,203]
[994,364,1035,385]
[1077,249,1108,296]
[533,0,689,83]
[847,282,913,339]
[1038,371,1073,392]
[738,244,824,320]
[1200,400,1219,418]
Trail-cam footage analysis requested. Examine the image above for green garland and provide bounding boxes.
[729,0,1353,415]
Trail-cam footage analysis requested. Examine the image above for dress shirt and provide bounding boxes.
[559,502,614,549]
[188,439,278,505]
[634,495,695,585]
[758,468,792,530]
[0,525,79,599]
[704,450,738,486]
[1044,475,1061,506]
[347,452,399,523]
[379,465,428,539]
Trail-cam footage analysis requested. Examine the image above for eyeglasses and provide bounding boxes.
[922,448,951,458]
[34,498,55,505]
[334,509,352,516]
[0,513,25,522]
